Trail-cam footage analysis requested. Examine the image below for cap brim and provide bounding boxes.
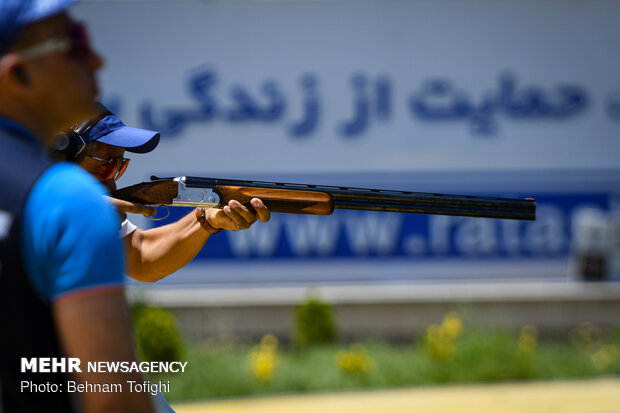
[96,126,160,153]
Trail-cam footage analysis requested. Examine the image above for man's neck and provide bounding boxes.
[0,108,56,147]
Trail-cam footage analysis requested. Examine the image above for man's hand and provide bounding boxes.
[105,196,156,218]
[205,198,270,231]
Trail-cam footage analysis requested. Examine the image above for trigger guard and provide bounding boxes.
[146,205,170,221]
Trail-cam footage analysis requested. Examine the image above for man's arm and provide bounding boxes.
[124,198,270,282]
[53,290,154,413]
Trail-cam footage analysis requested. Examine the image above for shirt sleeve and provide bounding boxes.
[21,163,125,302]
[120,219,138,238]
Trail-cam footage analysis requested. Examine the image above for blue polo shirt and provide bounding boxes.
[20,160,124,302]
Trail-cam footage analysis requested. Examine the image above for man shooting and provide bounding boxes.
[56,104,271,282]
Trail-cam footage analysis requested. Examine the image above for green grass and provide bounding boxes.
[152,329,620,402]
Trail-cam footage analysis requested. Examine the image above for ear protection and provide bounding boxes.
[50,107,113,161]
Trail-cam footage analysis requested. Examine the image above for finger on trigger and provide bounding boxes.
[143,206,157,217]
[129,203,156,216]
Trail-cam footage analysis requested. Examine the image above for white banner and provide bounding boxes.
[75,0,620,182]
[73,0,620,285]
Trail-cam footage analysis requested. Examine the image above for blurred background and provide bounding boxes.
[75,0,620,410]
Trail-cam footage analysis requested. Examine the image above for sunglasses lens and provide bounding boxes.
[101,161,117,181]
[115,159,130,181]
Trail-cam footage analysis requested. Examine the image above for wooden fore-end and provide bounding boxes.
[217,186,334,215]
[112,180,179,205]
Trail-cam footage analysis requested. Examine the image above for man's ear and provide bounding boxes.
[12,65,29,86]
[0,54,30,90]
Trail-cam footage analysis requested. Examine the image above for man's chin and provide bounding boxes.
[104,180,117,192]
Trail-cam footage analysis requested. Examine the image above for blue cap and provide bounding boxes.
[82,113,160,154]
[0,0,78,55]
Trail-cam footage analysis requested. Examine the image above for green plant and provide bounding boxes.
[293,297,337,348]
[133,306,184,362]
[155,328,620,402]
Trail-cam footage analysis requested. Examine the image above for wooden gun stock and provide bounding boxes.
[112,180,334,215]
[217,186,334,215]
[112,180,178,205]
[111,176,536,221]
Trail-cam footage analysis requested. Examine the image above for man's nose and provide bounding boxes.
[87,48,105,72]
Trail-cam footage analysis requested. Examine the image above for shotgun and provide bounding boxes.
[111,176,536,221]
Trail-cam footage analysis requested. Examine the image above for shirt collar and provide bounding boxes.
[0,116,42,148]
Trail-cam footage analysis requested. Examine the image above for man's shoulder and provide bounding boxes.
[26,162,119,241]
[37,162,107,198]
[22,163,125,301]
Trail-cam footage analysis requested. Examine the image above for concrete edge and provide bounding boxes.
[127,281,620,307]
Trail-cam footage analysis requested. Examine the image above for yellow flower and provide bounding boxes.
[425,312,463,360]
[441,312,463,340]
[592,345,620,370]
[518,325,538,355]
[426,324,456,360]
[570,322,601,353]
[248,334,279,381]
[336,344,373,374]
[260,334,279,352]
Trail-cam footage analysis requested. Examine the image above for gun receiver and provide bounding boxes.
[112,176,536,221]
